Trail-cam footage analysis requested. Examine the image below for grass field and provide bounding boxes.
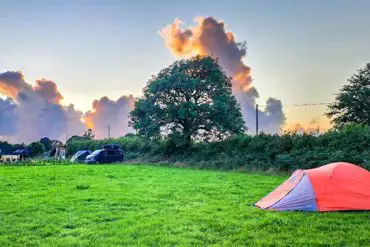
[0,164,369,246]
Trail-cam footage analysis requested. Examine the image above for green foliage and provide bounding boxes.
[66,124,370,171]
[326,63,370,127]
[130,56,245,147]
[12,143,26,150]
[27,142,44,156]
[182,124,369,171]
[0,165,368,246]
[75,184,90,190]
[40,137,52,151]
[0,141,14,154]
[66,135,91,144]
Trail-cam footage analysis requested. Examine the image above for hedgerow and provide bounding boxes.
[66,124,370,171]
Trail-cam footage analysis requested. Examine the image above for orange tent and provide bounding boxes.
[255,162,370,211]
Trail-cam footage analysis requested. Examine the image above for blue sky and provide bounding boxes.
[1,0,370,128]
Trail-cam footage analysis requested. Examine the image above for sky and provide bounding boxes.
[1,0,370,131]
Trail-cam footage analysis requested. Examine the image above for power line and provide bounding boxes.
[258,102,331,107]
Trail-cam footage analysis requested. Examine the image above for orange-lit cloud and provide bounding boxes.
[161,17,252,92]
[283,118,331,134]
[33,79,64,104]
[0,71,85,142]
[83,95,135,139]
[161,16,285,134]
[0,71,31,99]
[0,69,137,142]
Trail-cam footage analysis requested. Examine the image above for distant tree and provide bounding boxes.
[326,63,370,127]
[28,142,44,156]
[124,133,136,137]
[40,137,52,151]
[83,129,95,140]
[13,143,25,150]
[66,135,89,144]
[130,56,245,147]
[0,141,14,154]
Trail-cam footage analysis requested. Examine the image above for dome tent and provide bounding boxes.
[255,162,370,211]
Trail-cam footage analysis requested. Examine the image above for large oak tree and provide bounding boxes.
[130,56,245,146]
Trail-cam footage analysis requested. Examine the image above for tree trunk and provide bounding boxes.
[183,124,192,148]
[185,134,191,148]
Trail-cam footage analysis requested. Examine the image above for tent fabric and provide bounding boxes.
[255,162,370,212]
[255,170,304,209]
[305,162,370,211]
[270,174,318,211]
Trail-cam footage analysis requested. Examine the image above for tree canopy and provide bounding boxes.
[130,56,245,146]
[326,63,370,127]
[67,135,92,144]
[40,137,52,151]
[0,141,14,154]
[28,142,44,156]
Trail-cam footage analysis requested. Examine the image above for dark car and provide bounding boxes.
[85,145,123,164]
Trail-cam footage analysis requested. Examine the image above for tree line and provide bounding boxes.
[0,137,50,156]
[66,124,369,171]
[3,56,369,169]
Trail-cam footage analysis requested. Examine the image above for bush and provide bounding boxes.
[28,142,44,157]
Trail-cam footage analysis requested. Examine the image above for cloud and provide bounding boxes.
[83,95,135,139]
[0,71,85,143]
[0,71,31,98]
[33,79,64,104]
[0,70,137,143]
[0,97,17,136]
[161,16,286,133]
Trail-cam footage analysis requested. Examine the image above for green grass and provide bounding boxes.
[0,164,369,246]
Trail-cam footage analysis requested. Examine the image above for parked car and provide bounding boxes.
[70,150,92,163]
[85,145,124,164]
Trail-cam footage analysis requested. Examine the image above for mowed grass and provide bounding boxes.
[0,164,369,246]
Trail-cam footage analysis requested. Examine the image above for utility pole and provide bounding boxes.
[108,125,111,139]
[255,104,259,135]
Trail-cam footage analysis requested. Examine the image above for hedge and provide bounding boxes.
[66,124,370,171]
